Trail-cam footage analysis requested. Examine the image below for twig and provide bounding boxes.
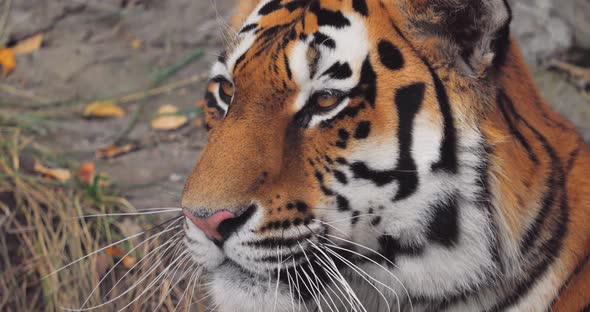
[112,73,208,105]
[151,49,205,86]
[113,48,204,144]
[0,83,53,105]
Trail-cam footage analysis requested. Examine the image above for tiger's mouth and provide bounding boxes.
[210,235,354,304]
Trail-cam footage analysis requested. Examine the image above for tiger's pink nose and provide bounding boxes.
[183,209,236,242]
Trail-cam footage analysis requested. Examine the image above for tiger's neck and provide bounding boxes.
[478,39,590,309]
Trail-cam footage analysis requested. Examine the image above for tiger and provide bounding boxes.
[181,0,590,311]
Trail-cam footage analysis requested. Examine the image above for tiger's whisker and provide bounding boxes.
[62,243,185,311]
[77,210,182,218]
[103,232,183,300]
[174,269,200,312]
[273,246,283,312]
[311,254,352,311]
[323,234,414,311]
[320,214,378,225]
[184,269,200,312]
[117,251,191,312]
[312,219,351,238]
[80,223,181,309]
[151,253,194,311]
[45,216,181,280]
[306,240,365,312]
[319,244,396,312]
[297,243,332,312]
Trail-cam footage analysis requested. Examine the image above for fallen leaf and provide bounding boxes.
[122,256,137,268]
[151,104,188,130]
[0,48,16,76]
[106,246,124,258]
[78,162,95,184]
[12,33,44,55]
[33,160,71,182]
[83,101,125,118]
[131,39,142,50]
[96,144,138,159]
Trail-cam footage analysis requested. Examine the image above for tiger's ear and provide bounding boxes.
[231,0,263,29]
[398,0,512,76]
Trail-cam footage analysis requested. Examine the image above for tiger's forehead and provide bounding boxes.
[213,0,372,105]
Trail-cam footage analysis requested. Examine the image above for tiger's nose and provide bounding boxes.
[183,205,256,243]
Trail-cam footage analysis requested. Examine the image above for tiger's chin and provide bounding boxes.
[208,261,312,312]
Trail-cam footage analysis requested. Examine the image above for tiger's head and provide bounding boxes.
[182,0,516,310]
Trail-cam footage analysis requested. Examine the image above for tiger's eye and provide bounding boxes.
[317,94,339,109]
[220,80,235,98]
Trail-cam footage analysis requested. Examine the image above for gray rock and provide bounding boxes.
[509,0,574,63]
[552,0,590,50]
[533,67,590,143]
[6,0,85,41]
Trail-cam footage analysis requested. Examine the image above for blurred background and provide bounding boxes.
[0,0,588,311]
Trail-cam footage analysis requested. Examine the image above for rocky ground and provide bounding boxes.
[1,0,588,210]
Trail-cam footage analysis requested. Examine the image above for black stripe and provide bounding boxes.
[321,62,353,80]
[349,57,377,107]
[283,52,293,80]
[378,40,404,71]
[378,235,424,263]
[332,169,348,184]
[259,0,282,15]
[392,83,425,200]
[239,23,258,34]
[348,83,425,201]
[354,121,371,139]
[336,194,350,211]
[352,0,368,16]
[426,64,458,173]
[245,233,313,249]
[387,19,458,174]
[311,32,336,49]
[566,143,582,173]
[497,92,540,165]
[309,1,350,28]
[426,194,460,247]
[284,0,308,11]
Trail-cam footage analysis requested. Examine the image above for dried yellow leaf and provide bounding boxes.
[83,101,125,118]
[122,256,137,268]
[0,48,16,76]
[151,104,188,130]
[78,162,95,184]
[33,160,71,182]
[12,33,44,55]
[96,144,138,159]
[131,39,142,50]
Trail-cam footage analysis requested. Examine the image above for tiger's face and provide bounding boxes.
[182,0,511,310]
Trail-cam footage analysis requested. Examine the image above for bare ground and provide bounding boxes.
[2,0,237,209]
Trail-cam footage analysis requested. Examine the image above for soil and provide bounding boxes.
[2,0,589,210]
[3,0,236,209]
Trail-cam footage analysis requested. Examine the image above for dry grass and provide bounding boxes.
[0,128,206,312]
